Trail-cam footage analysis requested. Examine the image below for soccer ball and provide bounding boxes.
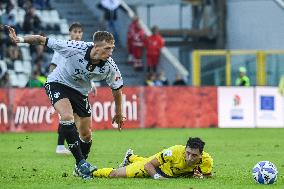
[252,161,278,184]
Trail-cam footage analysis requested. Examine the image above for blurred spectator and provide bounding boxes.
[23,7,42,33]
[0,59,8,80]
[1,3,16,28]
[0,72,10,87]
[98,0,126,44]
[0,0,12,10]
[26,69,46,88]
[156,71,169,86]
[18,0,33,11]
[30,44,51,74]
[33,0,51,10]
[4,44,23,69]
[144,72,155,86]
[144,25,164,73]
[173,73,187,86]
[235,66,250,86]
[127,17,145,70]
[127,16,137,64]
[0,29,5,59]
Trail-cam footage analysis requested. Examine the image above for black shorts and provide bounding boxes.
[44,82,91,117]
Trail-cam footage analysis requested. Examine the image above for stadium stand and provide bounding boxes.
[0,0,223,87]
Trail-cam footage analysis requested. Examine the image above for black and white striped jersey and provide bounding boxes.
[46,37,123,95]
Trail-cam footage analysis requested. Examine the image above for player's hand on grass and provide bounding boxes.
[112,114,126,131]
[153,173,168,180]
[193,167,204,179]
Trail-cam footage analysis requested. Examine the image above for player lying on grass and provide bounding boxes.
[92,137,213,179]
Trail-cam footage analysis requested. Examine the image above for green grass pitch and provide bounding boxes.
[0,128,283,189]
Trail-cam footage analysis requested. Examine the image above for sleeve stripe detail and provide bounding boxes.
[160,153,166,163]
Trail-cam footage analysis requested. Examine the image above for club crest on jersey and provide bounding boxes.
[86,63,95,71]
[163,149,172,157]
[54,92,60,99]
[115,76,121,81]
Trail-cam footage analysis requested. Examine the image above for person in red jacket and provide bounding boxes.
[131,21,145,70]
[144,26,164,73]
[127,16,145,70]
[127,16,138,64]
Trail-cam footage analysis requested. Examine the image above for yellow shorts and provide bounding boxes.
[125,160,150,178]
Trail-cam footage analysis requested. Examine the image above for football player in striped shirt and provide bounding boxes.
[6,25,125,179]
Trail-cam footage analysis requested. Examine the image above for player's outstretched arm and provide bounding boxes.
[5,25,46,45]
[112,88,126,131]
[144,158,167,179]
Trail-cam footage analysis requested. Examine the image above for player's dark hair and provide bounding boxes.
[186,137,205,153]
[69,22,83,32]
[92,31,114,43]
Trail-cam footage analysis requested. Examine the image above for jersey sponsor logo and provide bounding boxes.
[99,67,106,73]
[86,63,95,72]
[67,41,88,51]
[73,68,89,81]
[92,94,138,122]
[78,59,84,63]
[14,106,55,124]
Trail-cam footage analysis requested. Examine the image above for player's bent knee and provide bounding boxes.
[80,133,92,142]
[60,113,74,121]
[109,170,121,178]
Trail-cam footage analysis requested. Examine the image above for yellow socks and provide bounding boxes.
[93,168,114,178]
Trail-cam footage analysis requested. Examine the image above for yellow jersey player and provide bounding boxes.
[93,137,213,179]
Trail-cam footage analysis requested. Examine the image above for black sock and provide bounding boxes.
[57,124,65,145]
[59,121,84,164]
[79,138,92,160]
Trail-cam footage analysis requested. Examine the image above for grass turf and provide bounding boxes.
[0,128,283,189]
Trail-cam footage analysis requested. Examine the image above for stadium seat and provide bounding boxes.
[17,74,29,87]
[7,70,18,87]
[60,19,69,34]
[21,47,32,61]
[41,10,50,27]
[14,60,24,73]
[0,60,7,78]
[14,8,25,27]
[23,61,32,75]
[23,61,32,74]
[49,10,61,26]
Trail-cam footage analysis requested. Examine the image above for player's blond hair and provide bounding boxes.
[92,31,114,43]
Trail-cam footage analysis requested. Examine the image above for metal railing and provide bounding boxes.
[121,0,189,80]
[192,50,284,86]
